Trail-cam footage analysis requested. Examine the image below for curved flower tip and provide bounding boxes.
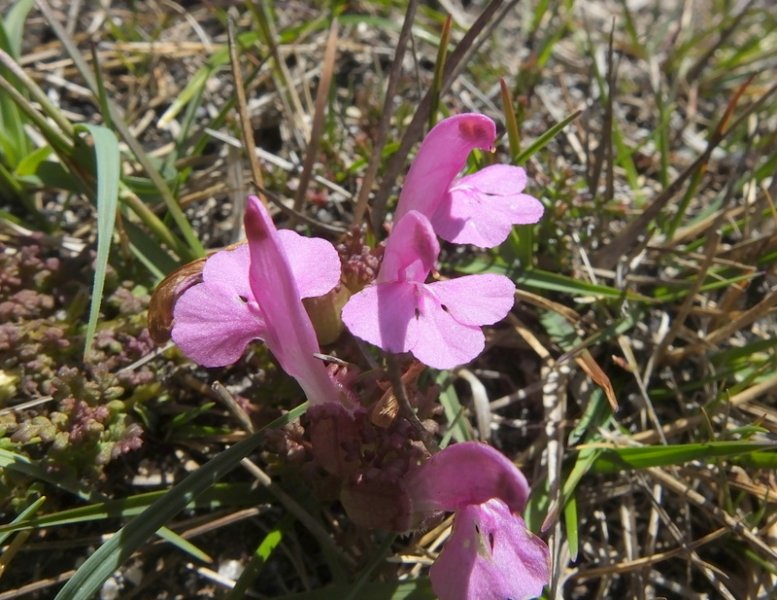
[395,114,497,224]
[341,212,515,369]
[170,215,342,368]
[244,196,342,406]
[430,499,550,600]
[432,164,545,248]
[405,442,530,516]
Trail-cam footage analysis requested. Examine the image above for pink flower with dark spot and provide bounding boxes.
[404,442,550,600]
[341,211,515,369]
[172,196,345,407]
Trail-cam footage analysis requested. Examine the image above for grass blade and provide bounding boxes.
[53,402,308,600]
[225,525,284,599]
[514,109,582,165]
[0,449,99,501]
[0,496,45,545]
[588,441,775,473]
[77,124,120,361]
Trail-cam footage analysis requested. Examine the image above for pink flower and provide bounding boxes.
[431,499,550,600]
[433,164,545,248]
[394,113,497,225]
[404,442,550,600]
[394,113,544,248]
[172,196,343,406]
[341,211,515,369]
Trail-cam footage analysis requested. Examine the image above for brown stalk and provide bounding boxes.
[648,467,777,564]
[571,528,727,581]
[227,21,345,235]
[684,0,756,84]
[646,230,721,378]
[633,372,777,444]
[292,20,339,215]
[352,0,420,227]
[668,288,777,361]
[228,18,266,206]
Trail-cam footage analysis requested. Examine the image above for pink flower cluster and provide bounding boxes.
[342,113,543,368]
[166,113,549,600]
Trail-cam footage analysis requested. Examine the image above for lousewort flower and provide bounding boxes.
[404,442,550,600]
[395,113,544,248]
[172,196,344,406]
[341,211,515,369]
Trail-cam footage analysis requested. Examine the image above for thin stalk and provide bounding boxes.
[228,18,266,206]
[352,0,420,227]
[428,14,453,130]
[293,19,339,215]
[0,48,75,138]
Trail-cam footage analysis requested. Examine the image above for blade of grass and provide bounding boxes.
[227,18,266,206]
[500,78,536,266]
[370,0,514,231]
[2,0,34,58]
[563,491,579,561]
[246,0,309,146]
[156,526,212,563]
[437,372,472,446]
[592,76,776,269]
[514,108,582,165]
[276,580,433,600]
[343,533,398,600]
[293,19,339,214]
[225,525,284,600]
[0,496,45,545]
[0,449,100,501]
[500,78,521,155]
[0,484,265,534]
[588,441,775,473]
[77,124,120,361]
[428,14,452,129]
[54,402,308,600]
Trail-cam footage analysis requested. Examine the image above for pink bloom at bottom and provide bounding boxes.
[404,442,550,600]
[430,498,550,600]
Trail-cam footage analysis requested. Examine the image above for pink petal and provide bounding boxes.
[395,114,497,223]
[342,281,484,369]
[405,442,530,514]
[430,499,550,600]
[201,244,252,298]
[378,211,439,284]
[341,282,419,354]
[171,280,266,367]
[456,163,528,195]
[278,230,341,298]
[405,286,485,369]
[244,196,341,406]
[426,275,515,327]
[172,245,265,367]
[432,165,545,247]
